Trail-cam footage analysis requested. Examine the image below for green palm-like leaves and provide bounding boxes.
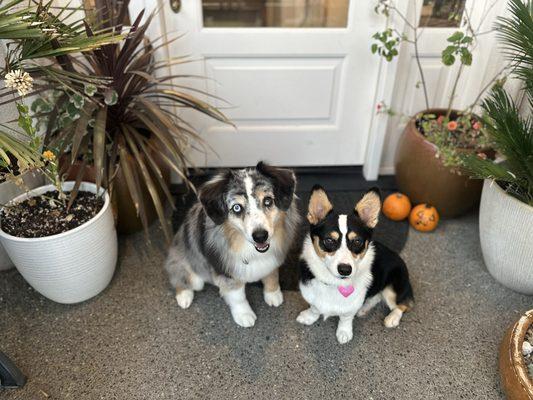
[463,87,533,205]
[497,0,533,103]
[462,0,533,205]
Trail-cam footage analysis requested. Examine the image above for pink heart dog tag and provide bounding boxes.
[338,285,354,298]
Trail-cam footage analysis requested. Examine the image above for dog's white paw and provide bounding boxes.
[384,309,402,328]
[336,328,353,344]
[356,308,369,318]
[175,290,194,309]
[264,288,283,307]
[297,309,319,326]
[231,309,257,328]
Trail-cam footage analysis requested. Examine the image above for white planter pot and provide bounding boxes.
[0,171,44,271]
[479,179,533,294]
[0,181,117,303]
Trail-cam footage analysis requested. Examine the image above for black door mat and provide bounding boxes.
[170,169,408,291]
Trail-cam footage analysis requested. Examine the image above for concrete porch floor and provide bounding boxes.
[1,213,531,399]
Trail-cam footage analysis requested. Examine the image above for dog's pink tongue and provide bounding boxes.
[338,285,354,298]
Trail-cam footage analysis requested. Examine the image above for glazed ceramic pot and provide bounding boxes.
[480,180,533,294]
[395,109,483,218]
[0,170,44,271]
[0,182,117,303]
[499,309,533,399]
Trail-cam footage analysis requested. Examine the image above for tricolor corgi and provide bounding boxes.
[297,186,414,343]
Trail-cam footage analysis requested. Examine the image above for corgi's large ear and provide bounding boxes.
[198,171,232,225]
[307,185,333,225]
[355,188,381,228]
[256,161,296,210]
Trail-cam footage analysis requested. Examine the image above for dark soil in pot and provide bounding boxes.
[1,191,103,238]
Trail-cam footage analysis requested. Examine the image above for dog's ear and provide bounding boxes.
[256,161,296,210]
[354,188,381,228]
[198,171,231,225]
[307,185,333,225]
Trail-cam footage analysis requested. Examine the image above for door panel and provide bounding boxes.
[163,0,386,168]
[205,57,341,122]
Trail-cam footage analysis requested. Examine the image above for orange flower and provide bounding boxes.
[42,150,56,162]
[447,121,458,131]
[473,121,481,130]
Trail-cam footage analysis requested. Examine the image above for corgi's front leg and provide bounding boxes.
[336,314,355,344]
[221,284,257,328]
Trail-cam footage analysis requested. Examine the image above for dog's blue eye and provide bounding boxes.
[263,197,273,207]
[231,204,243,214]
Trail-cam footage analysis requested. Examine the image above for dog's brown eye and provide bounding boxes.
[323,237,336,249]
[263,197,273,207]
[231,204,243,214]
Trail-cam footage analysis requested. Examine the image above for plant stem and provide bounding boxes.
[447,63,464,117]
[412,10,430,110]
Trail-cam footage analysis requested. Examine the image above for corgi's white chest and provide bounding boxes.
[300,278,369,317]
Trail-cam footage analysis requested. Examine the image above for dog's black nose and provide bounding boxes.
[252,229,269,244]
[337,263,352,276]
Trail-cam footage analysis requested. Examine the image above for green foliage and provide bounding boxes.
[462,86,533,205]
[442,31,473,66]
[0,0,122,186]
[371,29,400,62]
[419,112,491,170]
[462,0,533,205]
[496,0,533,104]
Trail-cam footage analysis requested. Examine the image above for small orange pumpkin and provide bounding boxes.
[382,193,412,221]
[409,204,440,232]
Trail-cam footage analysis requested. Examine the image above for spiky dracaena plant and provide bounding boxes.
[41,0,229,240]
[462,0,533,206]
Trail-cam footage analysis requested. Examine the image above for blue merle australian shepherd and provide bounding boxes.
[164,162,301,327]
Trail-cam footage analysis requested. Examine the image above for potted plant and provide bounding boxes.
[36,0,229,240]
[0,147,117,303]
[500,309,533,399]
[462,0,533,294]
[0,1,121,270]
[372,0,503,217]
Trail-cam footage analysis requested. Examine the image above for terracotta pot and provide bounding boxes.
[62,143,170,235]
[499,309,533,400]
[394,109,483,218]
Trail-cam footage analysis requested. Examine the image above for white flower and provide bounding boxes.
[4,69,34,96]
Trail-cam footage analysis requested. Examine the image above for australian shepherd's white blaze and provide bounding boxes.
[297,185,414,344]
[164,162,300,328]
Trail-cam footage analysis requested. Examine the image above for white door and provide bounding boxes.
[154,0,387,168]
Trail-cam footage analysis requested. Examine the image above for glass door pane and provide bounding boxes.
[419,0,466,27]
[203,0,349,28]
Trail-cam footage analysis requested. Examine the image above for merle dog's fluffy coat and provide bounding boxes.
[297,186,414,343]
[165,162,300,327]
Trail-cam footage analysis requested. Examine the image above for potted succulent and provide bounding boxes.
[462,0,532,294]
[36,0,229,240]
[500,310,533,399]
[372,0,502,217]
